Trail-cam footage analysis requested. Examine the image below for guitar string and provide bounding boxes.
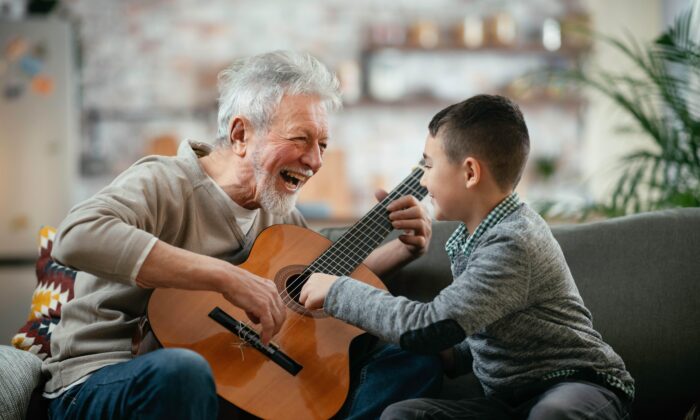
[276,173,427,336]
[280,174,425,305]
[296,170,425,276]
[278,175,425,310]
[276,177,427,337]
[230,168,426,347]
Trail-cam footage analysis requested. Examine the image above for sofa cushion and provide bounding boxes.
[0,345,43,420]
[551,208,700,419]
[11,226,77,360]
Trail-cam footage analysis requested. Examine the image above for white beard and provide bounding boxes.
[252,149,299,216]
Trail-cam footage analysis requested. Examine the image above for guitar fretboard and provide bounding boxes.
[308,167,427,276]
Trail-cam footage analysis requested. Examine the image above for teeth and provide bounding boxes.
[282,170,309,183]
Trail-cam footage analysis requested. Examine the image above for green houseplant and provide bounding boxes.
[541,7,700,219]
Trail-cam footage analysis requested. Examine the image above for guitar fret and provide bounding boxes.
[308,168,427,277]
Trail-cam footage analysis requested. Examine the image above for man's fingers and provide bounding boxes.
[272,300,286,330]
[374,188,389,203]
[246,311,261,324]
[259,312,275,345]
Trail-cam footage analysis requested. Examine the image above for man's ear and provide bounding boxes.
[228,116,252,156]
[462,157,481,189]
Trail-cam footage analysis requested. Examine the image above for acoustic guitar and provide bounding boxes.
[147,167,427,419]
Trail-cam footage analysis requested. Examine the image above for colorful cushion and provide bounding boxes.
[11,227,77,360]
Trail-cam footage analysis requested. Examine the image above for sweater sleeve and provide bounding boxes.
[324,228,531,353]
[51,159,188,285]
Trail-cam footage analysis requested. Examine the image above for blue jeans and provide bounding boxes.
[47,348,218,419]
[48,344,442,419]
[338,342,443,419]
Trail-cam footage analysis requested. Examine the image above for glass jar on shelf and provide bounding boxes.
[455,15,484,49]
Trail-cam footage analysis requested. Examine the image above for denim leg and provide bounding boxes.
[339,343,443,420]
[48,348,218,420]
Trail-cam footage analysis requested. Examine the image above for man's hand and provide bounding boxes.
[137,240,286,346]
[299,273,339,310]
[378,189,432,257]
[219,268,286,345]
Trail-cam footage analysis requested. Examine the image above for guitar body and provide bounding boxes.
[148,224,387,419]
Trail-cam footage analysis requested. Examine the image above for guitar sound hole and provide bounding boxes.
[285,273,311,304]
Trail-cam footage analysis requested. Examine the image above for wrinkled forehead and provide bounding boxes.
[269,94,330,136]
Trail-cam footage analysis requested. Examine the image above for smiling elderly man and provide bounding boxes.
[42,51,441,420]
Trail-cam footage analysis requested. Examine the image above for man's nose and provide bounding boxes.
[301,143,323,173]
[419,170,427,187]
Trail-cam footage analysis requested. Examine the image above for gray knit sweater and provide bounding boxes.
[325,204,634,398]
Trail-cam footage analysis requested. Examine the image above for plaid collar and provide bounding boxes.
[445,192,521,264]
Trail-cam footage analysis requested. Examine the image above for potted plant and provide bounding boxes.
[538,7,700,219]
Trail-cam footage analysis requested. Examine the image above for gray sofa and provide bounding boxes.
[324,208,700,419]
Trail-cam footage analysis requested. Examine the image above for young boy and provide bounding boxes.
[300,94,634,419]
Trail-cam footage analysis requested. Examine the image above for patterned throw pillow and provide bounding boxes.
[11,226,77,360]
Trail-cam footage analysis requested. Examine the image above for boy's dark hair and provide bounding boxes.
[428,94,530,191]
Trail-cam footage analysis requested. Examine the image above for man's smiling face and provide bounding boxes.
[249,94,329,215]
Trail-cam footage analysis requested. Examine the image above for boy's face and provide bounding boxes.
[420,134,469,221]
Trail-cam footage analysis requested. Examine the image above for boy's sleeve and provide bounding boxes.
[324,228,531,353]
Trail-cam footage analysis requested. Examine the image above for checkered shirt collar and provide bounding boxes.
[445,192,521,263]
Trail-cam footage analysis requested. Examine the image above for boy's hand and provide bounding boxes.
[300,273,339,310]
[376,189,432,257]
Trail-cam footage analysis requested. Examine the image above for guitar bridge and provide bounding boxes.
[208,307,303,376]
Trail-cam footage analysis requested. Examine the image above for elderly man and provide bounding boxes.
[43,51,441,419]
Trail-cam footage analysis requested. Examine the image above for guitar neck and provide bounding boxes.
[308,167,427,276]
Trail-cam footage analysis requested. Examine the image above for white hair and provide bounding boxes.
[215,51,342,146]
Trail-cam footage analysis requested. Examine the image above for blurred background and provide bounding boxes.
[0,0,698,339]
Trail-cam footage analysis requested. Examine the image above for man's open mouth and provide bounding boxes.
[280,169,310,191]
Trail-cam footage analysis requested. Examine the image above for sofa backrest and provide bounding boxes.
[551,208,700,419]
[321,208,700,419]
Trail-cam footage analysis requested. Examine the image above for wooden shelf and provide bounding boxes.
[363,43,591,58]
[344,94,586,110]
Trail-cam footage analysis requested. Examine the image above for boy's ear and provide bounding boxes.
[228,116,254,157]
[462,157,481,189]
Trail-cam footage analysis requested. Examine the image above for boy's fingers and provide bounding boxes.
[399,234,426,248]
[387,195,419,211]
[392,218,427,232]
[389,206,421,220]
[299,285,308,305]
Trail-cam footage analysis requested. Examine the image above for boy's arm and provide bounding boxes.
[301,229,531,353]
